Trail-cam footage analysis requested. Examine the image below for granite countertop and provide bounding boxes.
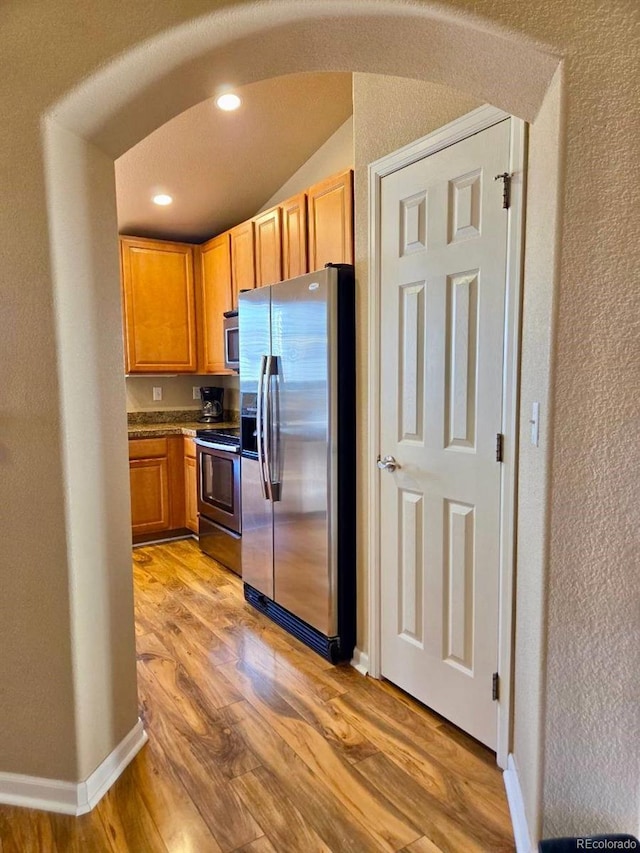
[127,410,239,439]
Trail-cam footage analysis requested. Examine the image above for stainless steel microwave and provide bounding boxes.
[223,310,239,371]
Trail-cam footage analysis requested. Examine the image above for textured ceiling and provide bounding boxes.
[115,72,353,243]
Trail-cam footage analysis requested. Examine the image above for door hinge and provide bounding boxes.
[494,172,512,209]
[496,433,504,463]
[492,672,500,702]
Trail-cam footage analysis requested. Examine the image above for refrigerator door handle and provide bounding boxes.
[256,355,269,500]
[263,355,280,502]
[265,355,281,502]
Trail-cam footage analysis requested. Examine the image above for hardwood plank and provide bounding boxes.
[355,752,514,853]
[402,836,446,853]
[231,767,332,853]
[435,720,500,769]
[137,650,261,780]
[232,701,385,853]
[138,631,242,719]
[234,837,277,853]
[327,667,442,728]
[147,542,328,663]
[152,622,242,708]
[330,693,512,840]
[0,807,58,853]
[137,671,263,852]
[226,631,332,700]
[49,810,114,853]
[217,699,254,726]
[331,688,508,802]
[234,642,378,764]
[145,541,238,597]
[163,614,238,667]
[130,738,223,853]
[219,658,421,852]
[97,762,169,853]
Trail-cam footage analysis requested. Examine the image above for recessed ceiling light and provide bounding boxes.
[152,194,173,206]
[216,93,242,112]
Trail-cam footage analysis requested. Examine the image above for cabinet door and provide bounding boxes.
[121,237,197,373]
[184,439,198,534]
[130,457,170,535]
[230,220,256,308]
[307,169,354,272]
[281,193,308,280]
[254,207,282,287]
[199,233,232,373]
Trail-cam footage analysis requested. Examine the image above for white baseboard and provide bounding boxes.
[504,754,536,853]
[350,647,369,676]
[0,717,147,815]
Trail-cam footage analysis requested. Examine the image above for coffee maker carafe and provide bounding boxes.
[199,386,224,423]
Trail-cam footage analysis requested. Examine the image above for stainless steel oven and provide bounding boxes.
[195,431,241,575]
[224,309,239,372]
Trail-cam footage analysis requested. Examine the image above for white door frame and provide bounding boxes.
[366,104,526,769]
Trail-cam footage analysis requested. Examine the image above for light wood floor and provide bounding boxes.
[0,539,515,852]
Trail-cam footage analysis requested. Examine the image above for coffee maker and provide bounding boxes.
[199,386,224,423]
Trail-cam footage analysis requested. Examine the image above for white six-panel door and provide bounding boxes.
[379,119,511,749]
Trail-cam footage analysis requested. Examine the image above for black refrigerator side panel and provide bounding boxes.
[332,264,357,660]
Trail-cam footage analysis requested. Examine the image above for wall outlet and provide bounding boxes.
[152,386,163,402]
[193,386,201,400]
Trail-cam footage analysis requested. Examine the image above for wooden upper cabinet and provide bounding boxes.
[230,220,256,308]
[254,206,282,288]
[120,237,197,373]
[198,233,232,373]
[281,193,308,280]
[307,169,354,272]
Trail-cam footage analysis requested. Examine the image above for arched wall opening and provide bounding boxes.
[36,0,562,839]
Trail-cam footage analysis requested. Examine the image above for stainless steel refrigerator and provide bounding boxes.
[239,264,355,662]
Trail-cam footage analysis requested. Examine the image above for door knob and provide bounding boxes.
[377,455,400,472]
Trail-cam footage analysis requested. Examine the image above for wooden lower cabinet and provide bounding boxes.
[129,456,170,535]
[184,438,198,534]
[128,436,189,539]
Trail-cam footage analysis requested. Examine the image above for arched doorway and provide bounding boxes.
[37,0,561,834]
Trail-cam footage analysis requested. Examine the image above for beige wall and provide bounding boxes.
[43,120,140,780]
[126,374,240,413]
[1,0,638,840]
[512,67,563,839]
[258,116,354,212]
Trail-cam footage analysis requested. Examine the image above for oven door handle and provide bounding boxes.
[194,439,239,454]
[256,355,269,500]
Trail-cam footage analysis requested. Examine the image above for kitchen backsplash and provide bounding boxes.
[126,373,239,413]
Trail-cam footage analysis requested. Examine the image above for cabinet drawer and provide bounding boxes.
[184,437,196,459]
[128,437,168,460]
